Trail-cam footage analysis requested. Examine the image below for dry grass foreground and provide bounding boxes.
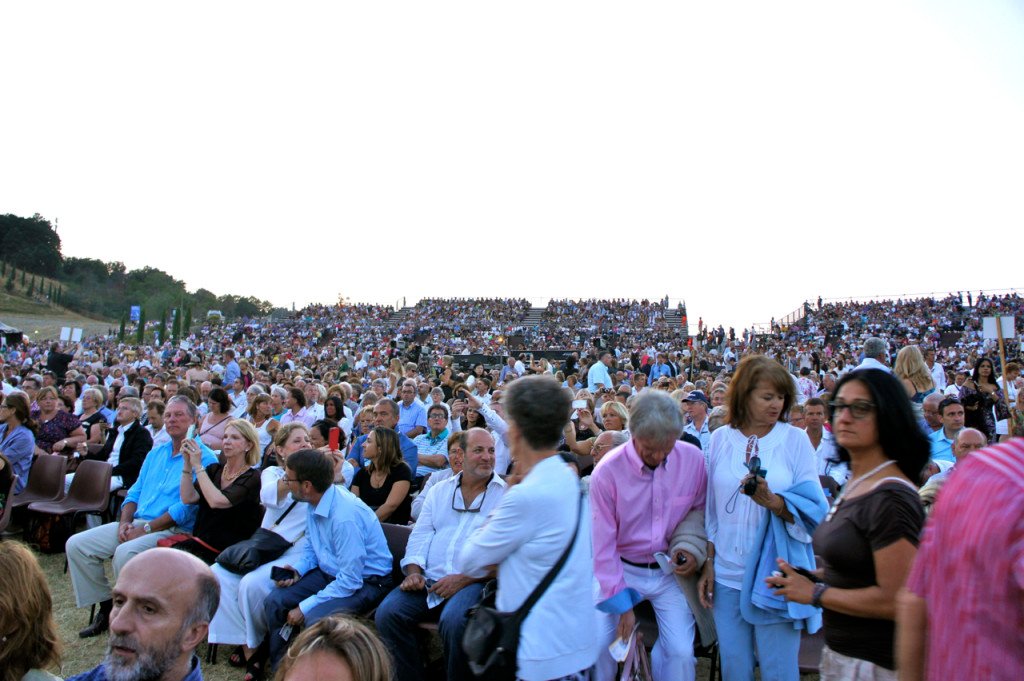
[34,547,819,680]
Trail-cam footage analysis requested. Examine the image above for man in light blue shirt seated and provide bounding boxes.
[928,397,964,464]
[67,395,219,639]
[346,398,419,474]
[265,448,393,668]
[411,404,451,478]
[397,380,428,438]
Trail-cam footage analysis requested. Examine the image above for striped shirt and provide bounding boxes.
[905,438,1024,681]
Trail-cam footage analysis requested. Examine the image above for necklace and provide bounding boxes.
[825,459,895,522]
[221,465,247,485]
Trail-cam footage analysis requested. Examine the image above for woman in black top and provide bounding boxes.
[351,426,412,524]
[179,419,263,564]
[767,369,927,678]
[960,356,1006,442]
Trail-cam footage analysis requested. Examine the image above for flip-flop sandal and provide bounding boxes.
[228,646,246,668]
[243,658,265,681]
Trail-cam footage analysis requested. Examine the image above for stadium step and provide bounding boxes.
[387,306,413,327]
[522,307,545,326]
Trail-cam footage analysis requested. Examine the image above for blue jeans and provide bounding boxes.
[265,568,392,668]
[375,581,484,681]
[712,582,800,681]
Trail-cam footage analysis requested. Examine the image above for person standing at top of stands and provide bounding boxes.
[47,341,80,381]
[588,351,615,393]
[855,337,891,373]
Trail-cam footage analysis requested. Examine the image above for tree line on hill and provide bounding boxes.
[0,212,282,323]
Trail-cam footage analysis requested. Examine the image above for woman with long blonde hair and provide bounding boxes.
[893,346,936,422]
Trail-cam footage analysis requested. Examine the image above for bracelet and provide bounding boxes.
[811,582,830,608]
[182,471,192,476]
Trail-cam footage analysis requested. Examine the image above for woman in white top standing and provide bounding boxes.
[208,422,312,681]
[457,375,596,681]
[700,355,825,681]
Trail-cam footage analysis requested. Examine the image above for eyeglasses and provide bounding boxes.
[0,404,10,409]
[282,477,301,483]
[828,400,876,419]
[428,413,447,419]
[452,482,488,513]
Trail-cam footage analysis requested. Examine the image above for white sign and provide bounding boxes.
[60,327,71,341]
[982,316,1016,340]
[71,328,83,342]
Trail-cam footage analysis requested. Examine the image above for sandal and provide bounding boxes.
[228,645,246,668]
[243,658,265,681]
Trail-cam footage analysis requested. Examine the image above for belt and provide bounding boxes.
[621,557,660,570]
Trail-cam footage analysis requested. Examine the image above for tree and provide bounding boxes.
[183,307,192,335]
[158,309,167,345]
[27,276,34,296]
[0,214,63,276]
[4,269,13,292]
[171,307,181,341]
[20,269,25,286]
[136,307,146,343]
[118,314,126,341]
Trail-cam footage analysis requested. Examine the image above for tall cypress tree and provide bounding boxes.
[158,309,167,345]
[183,307,192,336]
[136,308,146,343]
[119,314,126,341]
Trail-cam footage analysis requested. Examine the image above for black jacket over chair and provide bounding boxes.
[85,420,153,489]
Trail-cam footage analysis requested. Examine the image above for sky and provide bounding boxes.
[2,1,1023,332]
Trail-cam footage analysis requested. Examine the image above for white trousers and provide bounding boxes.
[65,520,182,608]
[595,563,696,681]
[208,539,308,648]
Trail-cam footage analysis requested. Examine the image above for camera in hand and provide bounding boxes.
[742,456,766,495]
[271,566,296,582]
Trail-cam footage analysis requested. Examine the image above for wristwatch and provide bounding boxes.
[143,523,153,534]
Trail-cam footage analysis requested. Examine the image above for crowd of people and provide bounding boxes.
[0,290,1022,681]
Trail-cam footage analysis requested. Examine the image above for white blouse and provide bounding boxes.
[705,422,820,590]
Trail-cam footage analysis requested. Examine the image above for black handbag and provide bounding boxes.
[215,501,301,574]
[461,492,584,680]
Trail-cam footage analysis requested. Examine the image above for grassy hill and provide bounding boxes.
[0,265,114,340]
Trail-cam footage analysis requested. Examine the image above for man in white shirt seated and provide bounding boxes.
[375,428,507,681]
[71,396,154,495]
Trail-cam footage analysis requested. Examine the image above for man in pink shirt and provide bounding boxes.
[590,391,708,681]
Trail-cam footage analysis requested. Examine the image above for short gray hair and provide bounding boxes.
[601,430,630,449]
[182,570,220,631]
[863,337,888,361]
[629,391,685,444]
[118,397,144,419]
[271,386,289,401]
[167,394,197,420]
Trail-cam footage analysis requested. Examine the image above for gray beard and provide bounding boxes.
[103,631,184,681]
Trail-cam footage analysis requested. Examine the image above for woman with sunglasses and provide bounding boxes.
[768,369,928,680]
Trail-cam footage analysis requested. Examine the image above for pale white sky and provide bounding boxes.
[2,1,1022,331]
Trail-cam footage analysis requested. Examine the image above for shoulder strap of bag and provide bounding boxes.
[270,500,299,528]
[512,490,584,623]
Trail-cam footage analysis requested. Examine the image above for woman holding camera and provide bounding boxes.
[701,355,827,681]
[767,369,927,680]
